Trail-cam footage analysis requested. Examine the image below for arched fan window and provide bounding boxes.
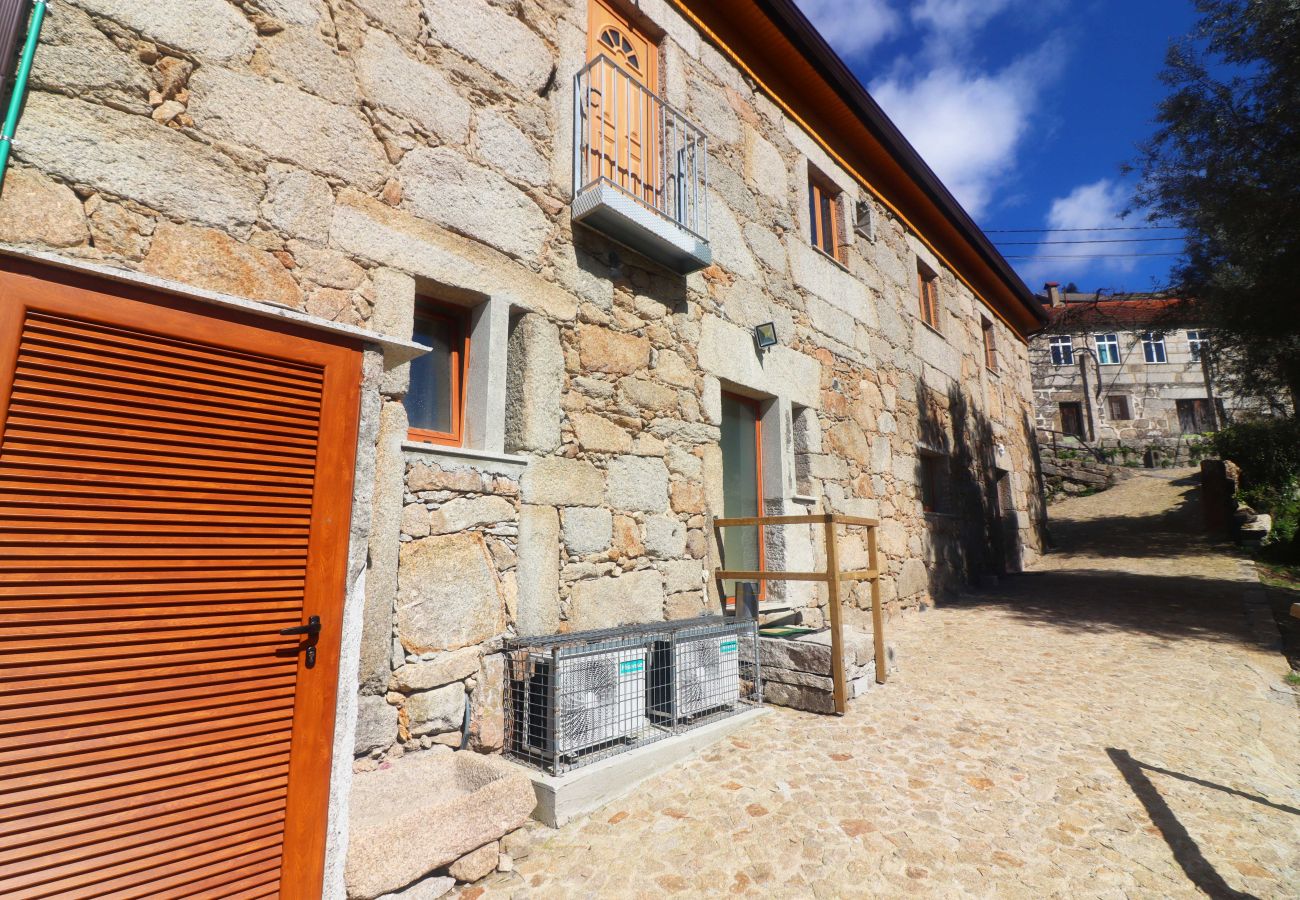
[598,25,640,71]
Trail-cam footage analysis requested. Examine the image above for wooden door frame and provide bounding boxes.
[0,256,362,899]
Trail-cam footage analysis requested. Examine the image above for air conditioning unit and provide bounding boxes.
[649,632,740,721]
[511,646,648,760]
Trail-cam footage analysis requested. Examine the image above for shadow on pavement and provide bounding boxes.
[954,569,1257,646]
[1106,748,1260,900]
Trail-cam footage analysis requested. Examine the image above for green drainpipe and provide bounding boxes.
[0,0,47,193]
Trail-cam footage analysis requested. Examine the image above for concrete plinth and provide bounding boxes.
[512,706,767,828]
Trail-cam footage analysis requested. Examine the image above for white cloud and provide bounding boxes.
[794,0,901,58]
[911,0,1015,49]
[869,59,1043,217]
[1018,178,1136,284]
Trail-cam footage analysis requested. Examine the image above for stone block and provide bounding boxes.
[0,167,87,248]
[345,750,535,899]
[360,402,407,690]
[422,0,553,93]
[189,66,387,190]
[571,412,632,453]
[643,515,686,559]
[504,313,563,453]
[476,109,549,187]
[356,29,471,143]
[259,24,357,105]
[262,165,334,244]
[397,533,504,653]
[567,570,664,631]
[561,506,613,556]
[407,681,466,737]
[659,559,704,594]
[428,495,515,534]
[896,558,929,598]
[398,146,550,262]
[577,325,651,375]
[469,652,506,752]
[448,841,499,883]
[142,223,301,307]
[392,647,482,692]
[516,505,561,636]
[31,4,152,114]
[520,457,604,507]
[17,93,260,231]
[606,455,669,513]
[617,376,677,413]
[354,0,423,38]
[664,589,709,620]
[71,0,256,62]
[375,874,454,900]
[355,694,398,755]
[763,679,835,715]
[743,125,788,202]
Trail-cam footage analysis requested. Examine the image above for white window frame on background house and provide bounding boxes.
[1094,333,1121,365]
[1049,335,1074,366]
[1187,329,1208,362]
[1140,331,1167,363]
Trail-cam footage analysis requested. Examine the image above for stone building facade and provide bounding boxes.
[1029,286,1244,452]
[3,0,1048,894]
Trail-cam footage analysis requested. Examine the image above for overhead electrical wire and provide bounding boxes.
[984,225,1184,233]
[1001,252,1186,259]
[993,237,1186,245]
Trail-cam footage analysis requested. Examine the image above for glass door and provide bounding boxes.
[720,392,764,603]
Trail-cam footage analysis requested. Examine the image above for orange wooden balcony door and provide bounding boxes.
[587,0,659,205]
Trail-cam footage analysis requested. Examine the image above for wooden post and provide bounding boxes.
[867,523,887,684]
[823,514,847,715]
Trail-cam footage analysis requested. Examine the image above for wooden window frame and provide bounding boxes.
[808,171,845,265]
[1107,395,1132,420]
[981,316,998,372]
[917,264,940,331]
[407,299,470,447]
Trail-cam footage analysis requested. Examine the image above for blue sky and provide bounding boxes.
[793,0,1199,295]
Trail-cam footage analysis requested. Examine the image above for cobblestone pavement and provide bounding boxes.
[471,471,1300,899]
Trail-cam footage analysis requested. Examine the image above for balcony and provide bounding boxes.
[572,55,711,274]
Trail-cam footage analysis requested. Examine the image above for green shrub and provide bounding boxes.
[1216,419,1300,561]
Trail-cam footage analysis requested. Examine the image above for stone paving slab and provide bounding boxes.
[465,472,1300,898]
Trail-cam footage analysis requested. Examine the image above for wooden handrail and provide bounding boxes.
[712,511,887,714]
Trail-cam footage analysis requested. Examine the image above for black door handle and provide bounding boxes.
[280,616,321,638]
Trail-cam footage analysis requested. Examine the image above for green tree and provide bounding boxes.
[1128,0,1300,412]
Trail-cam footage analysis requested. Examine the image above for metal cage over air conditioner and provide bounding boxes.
[506,617,760,775]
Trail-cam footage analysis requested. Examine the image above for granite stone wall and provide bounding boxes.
[6,0,1046,765]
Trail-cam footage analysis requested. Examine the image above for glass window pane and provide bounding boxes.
[808,183,819,248]
[406,311,457,436]
[720,393,761,599]
[820,192,834,255]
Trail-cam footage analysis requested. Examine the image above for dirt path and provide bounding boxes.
[471,471,1300,899]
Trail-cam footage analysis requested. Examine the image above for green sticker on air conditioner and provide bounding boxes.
[619,659,645,674]
[719,640,738,653]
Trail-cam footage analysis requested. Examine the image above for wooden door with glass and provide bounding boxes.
[587,0,659,206]
[720,392,765,606]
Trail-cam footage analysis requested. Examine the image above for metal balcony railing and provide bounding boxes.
[573,54,709,243]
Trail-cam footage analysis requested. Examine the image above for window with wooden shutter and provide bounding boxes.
[808,171,846,265]
[918,264,940,331]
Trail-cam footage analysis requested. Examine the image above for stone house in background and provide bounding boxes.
[1030,284,1245,453]
[0,0,1049,895]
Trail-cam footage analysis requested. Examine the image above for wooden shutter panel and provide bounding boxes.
[0,262,360,900]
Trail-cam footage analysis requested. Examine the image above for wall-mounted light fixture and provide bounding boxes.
[754,321,778,351]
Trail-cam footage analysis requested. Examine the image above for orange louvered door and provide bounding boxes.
[0,259,361,900]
